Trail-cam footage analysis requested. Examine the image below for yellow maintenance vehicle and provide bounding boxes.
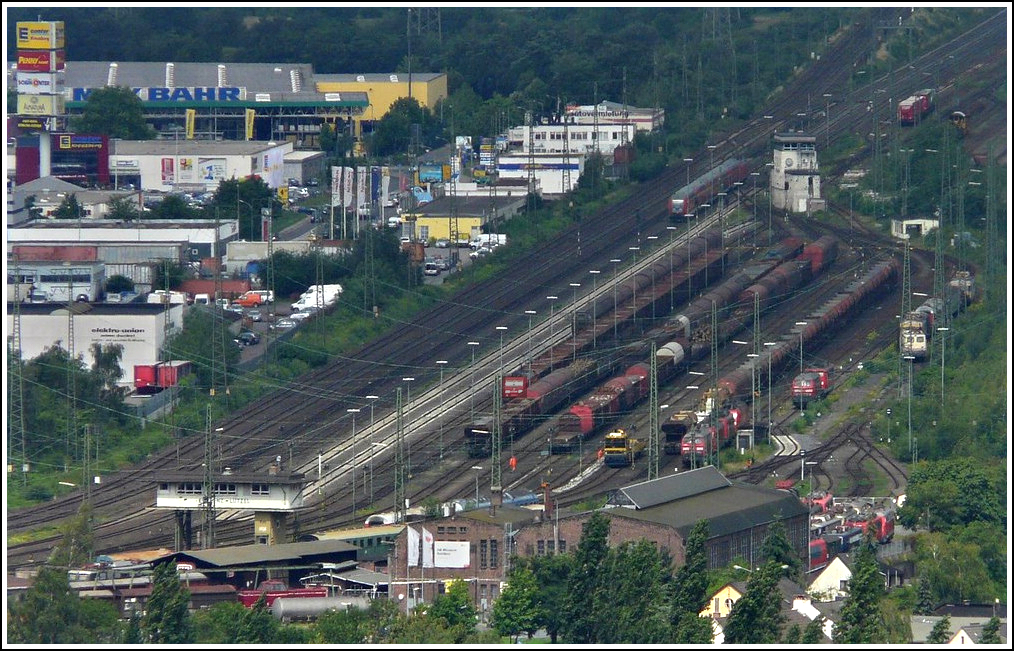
[603,428,646,468]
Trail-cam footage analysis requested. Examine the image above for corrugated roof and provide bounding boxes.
[457,504,542,527]
[335,567,389,587]
[305,524,404,541]
[65,61,319,94]
[158,539,357,568]
[612,465,731,509]
[315,72,443,84]
[605,482,808,539]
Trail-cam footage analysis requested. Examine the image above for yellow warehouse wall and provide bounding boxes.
[316,75,448,121]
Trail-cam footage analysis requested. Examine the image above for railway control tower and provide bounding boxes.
[770,131,824,214]
[155,462,306,549]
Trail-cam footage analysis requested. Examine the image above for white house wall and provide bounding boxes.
[8,306,183,388]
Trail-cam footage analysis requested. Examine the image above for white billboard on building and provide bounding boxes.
[8,307,182,388]
[434,541,471,568]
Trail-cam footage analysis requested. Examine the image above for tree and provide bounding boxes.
[594,538,672,643]
[7,566,87,643]
[152,259,188,292]
[492,565,541,641]
[833,537,886,643]
[69,86,156,139]
[561,511,611,643]
[313,606,370,644]
[723,560,786,644]
[107,194,141,222]
[235,593,279,643]
[671,519,714,644]
[926,615,952,644]
[148,193,200,220]
[105,274,135,294]
[801,615,827,643]
[519,552,573,643]
[48,506,95,570]
[193,601,248,643]
[426,578,477,635]
[52,193,84,220]
[915,578,935,614]
[980,616,1001,644]
[760,517,803,581]
[142,561,194,643]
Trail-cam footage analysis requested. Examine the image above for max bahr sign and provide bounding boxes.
[72,87,248,102]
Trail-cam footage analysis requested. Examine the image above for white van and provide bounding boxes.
[194,293,211,305]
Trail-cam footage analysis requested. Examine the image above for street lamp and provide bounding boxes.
[366,394,379,502]
[496,326,508,377]
[795,322,808,375]
[402,377,415,478]
[237,198,259,241]
[609,259,621,339]
[801,451,818,572]
[903,355,915,459]
[568,284,580,360]
[588,271,600,346]
[347,408,360,514]
[471,465,483,505]
[764,342,777,442]
[666,226,677,312]
[823,92,832,149]
[683,157,693,188]
[747,353,759,448]
[545,298,557,370]
[524,311,537,371]
[706,144,717,195]
[467,342,480,418]
[937,327,949,404]
[436,360,448,462]
[627,247,639,312]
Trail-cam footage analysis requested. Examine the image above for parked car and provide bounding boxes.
[424,261,441,276]
[434,256,451,271]
[247,309,263,322]
[434,238,450,248]
[469,246,492,260]
[235,331,260,346]
[270,318,297,330]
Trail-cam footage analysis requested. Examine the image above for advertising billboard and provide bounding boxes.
[17,94,65,117]
[15,71,64,95]
[16,49,65,72]
[434,541,471,568]
[161,158,175,184]
[16,21,65,50]
[55,134,106,150]
[198,158,227,183]
[418,163,444,183]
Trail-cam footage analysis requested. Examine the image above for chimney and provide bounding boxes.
[106,62,118,86]
[542,481,553,519]
[165,62,175,88]
[217,64,228,87]
[289,69,303,93]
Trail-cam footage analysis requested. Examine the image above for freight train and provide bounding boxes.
[669,159,751,218]
[677,257,900,463]
[551,236,838,457]
[899,271,973,361]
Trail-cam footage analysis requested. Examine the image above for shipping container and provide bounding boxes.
[134,364,159,393]
[156,360,193,388]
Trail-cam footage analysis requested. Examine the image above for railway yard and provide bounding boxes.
[5,9,1006,570]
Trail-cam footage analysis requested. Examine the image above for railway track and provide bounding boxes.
[6,9,1005,570]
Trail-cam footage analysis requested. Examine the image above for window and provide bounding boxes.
[480,540,488,570]
[251,483,269,496]
[559,540,566,553]
[159,483,169,491]
[177,482,202,495]
[214,483,236,495]
[490,539,498,569]
[437,527,445,534]
[459,527,467,533]
[547,540,555,555]
[537,540,545,555]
